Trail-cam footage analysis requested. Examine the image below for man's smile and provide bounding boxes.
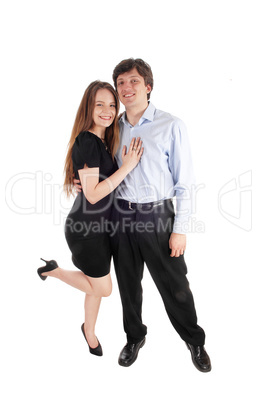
[123,93,135,98]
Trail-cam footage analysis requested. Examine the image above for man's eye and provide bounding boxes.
[118,82,123,86]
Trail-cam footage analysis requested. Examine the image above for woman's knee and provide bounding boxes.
[101,285,112,297]
[100,280,112,297]
[92,277,112,297]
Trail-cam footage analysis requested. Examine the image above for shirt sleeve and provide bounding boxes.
[72,132,101,171]
[168,119,196,234]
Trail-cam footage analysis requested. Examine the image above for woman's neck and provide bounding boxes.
[89,126,105,139]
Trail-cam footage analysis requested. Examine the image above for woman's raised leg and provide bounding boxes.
[42,265,112,296]
[41,265,95,294]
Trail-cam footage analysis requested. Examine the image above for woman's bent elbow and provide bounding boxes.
[86,195,99,205]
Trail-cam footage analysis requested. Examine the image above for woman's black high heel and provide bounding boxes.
[37,258,58,281]
[81,323,103,356]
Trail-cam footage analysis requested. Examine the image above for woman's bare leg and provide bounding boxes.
[42,267,112,349]
[83,294,102,348]
[82,274,112,348]
[43,266,112,297]
[42,266,94,294]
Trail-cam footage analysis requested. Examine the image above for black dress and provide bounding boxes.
[65,131,117,278]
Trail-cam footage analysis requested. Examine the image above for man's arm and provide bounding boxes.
[168,119,195,257]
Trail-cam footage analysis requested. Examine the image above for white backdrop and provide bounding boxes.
[1,0,256,401]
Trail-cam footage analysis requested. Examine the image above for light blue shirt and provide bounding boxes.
[115,102,196,234]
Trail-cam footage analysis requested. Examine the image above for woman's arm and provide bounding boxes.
[79,137,143,204]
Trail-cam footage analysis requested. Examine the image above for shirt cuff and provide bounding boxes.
[172,218,189,234]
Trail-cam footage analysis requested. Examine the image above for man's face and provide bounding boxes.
[116,67,151,110]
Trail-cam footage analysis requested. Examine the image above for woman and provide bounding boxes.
[37,81,143,356]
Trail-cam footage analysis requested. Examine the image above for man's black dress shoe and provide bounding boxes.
[186,343,212,372]
[118,338,146,367]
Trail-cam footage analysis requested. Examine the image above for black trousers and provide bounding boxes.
[110,198,205,346]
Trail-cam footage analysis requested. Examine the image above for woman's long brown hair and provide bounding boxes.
[63,81,120,197]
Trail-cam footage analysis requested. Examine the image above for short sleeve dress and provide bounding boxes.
[65,131,117,278]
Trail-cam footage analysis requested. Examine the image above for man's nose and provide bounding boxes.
[123,81,132,91]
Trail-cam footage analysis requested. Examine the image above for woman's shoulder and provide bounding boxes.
[74,131,102,154]
[76,131,99,144]
[72,131,101,170]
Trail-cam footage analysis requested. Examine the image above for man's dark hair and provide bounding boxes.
[112,58,154,100]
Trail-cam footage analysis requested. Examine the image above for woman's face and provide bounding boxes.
[91,89,116,135]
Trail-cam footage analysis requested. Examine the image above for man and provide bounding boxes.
[110,58,211,372]
[75,58,211,372]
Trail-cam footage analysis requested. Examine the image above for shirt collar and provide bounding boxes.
[120,102,156,127]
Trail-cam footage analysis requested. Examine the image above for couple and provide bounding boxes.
[37,58,211,372]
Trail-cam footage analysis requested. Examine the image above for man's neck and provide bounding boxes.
[125,102,149,127]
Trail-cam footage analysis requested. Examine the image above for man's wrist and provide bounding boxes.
[173,217,191,235]
[171,232,186,237]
